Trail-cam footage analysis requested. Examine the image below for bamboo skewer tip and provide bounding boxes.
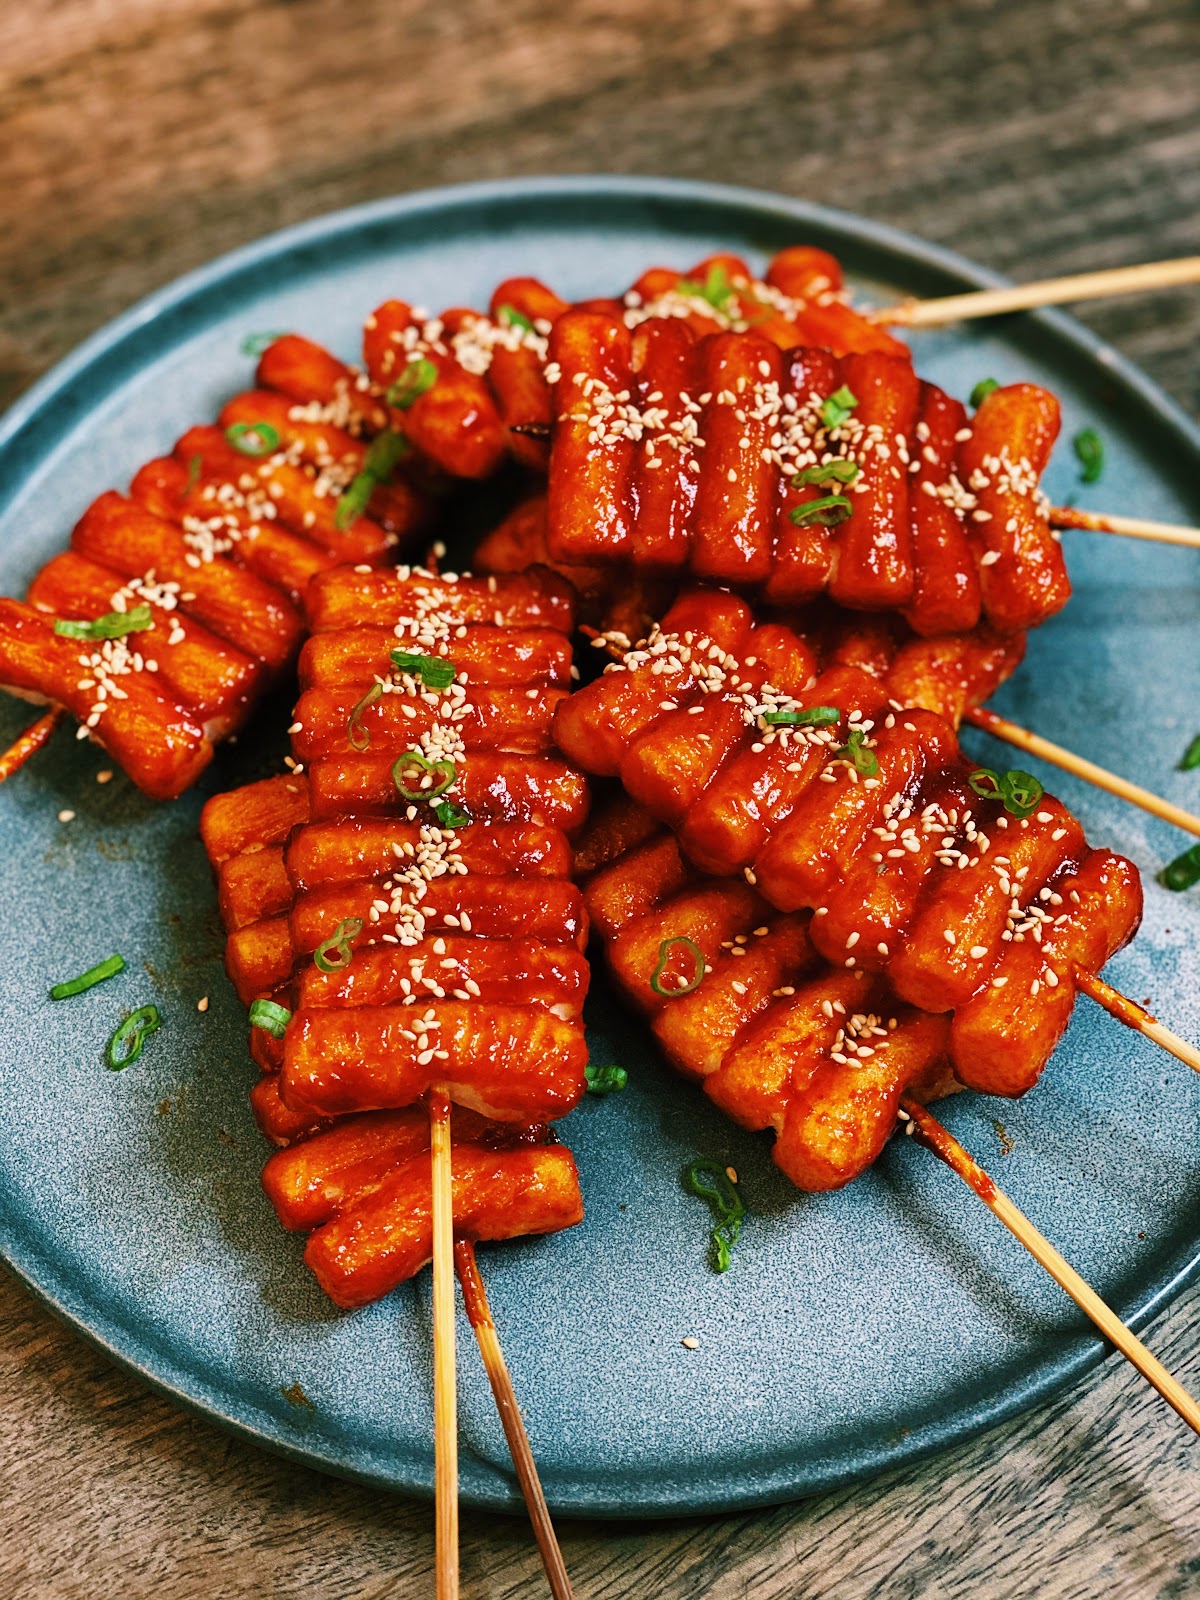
[456,1242,575,1600]
[0,705,66,786]
[898,1097,1200,1437]
[870,257,1200,327]
[430,1091,459,1600]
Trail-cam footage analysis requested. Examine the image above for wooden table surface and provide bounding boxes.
[3,2,1200,1594]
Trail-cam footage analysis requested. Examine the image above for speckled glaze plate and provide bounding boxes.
[0,177,1198,1518]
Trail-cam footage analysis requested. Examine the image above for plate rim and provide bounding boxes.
[1,172,1198,1518]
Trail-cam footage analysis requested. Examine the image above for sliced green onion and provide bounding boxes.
[968,766,1045,818]
[335,472,374,531]
[497,303,535,334]
[1073,427,1104,485]
[389,649,456,691]
[54,604,154,641]
[967,767,1002,801]
[970,377,999,409]
[790,460,860,489]
[49,953,126,1001]
[1178,735,1200,772]
[336,430,410,530]
[392,751,456,802]
[1001,770,1045,817]
[241,331,288,357]
[789,493,854,528]
[432,799,471,829]
[762,705,840,728]
[347,682,383,751]
[682,1157,745,1273]
[820,385,858,430]
[184,454,203,495]
[832,726,879,777]
[249,998,291,1038]
[650,936,706,998]
[225,421,280,457]
[363,428,410,480]
[386,357,438,410]
[676,263,738,314]
[313,916,363,973]
[1158,842,1200,893]
[105,1005,161,1071]
[585,1063,628,1095]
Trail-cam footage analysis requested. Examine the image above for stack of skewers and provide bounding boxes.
[3,240,1200,1596]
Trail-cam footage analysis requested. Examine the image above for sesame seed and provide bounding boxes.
[197,996,210,1012]
[58,809,75,823]
[681,1336,700,1350]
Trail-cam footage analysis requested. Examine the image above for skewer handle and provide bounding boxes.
[430,1091,459,1600]
[1073,967,1200,1077]
[964,706,1200,840]
[873,258,1200,327]
[899,1096,1200,1436]
[1051,506,1200,550]
[455,1242,575,1600]
[0,706,66,784]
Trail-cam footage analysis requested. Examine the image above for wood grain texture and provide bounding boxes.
[2,0,1199,1594]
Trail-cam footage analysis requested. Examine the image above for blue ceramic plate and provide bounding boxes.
[0,178,1197,1518]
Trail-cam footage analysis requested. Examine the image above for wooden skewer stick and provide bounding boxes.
[429,1090,459,1600]
[898,1095,1200,1435]
[455,1242,575,1600]
[1050,506,1200,551]
[1073,967,1200,1077]
[964,705,1200,840]
[0,706,66,784]
[870,257,1200,328]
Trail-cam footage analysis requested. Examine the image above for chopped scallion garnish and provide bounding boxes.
[432,799,471,829]
[313,916,363,974]
[1073,427,1104,485]
[249,999,291,1038]
[585,1063,627,1095]
[54,605,154,641]
[831,726,879,777]
[650,936,706,998]
[1158,843,1200,893]
[336,429,409,530]
[970,377,999,409]
[225,421,280,457]
[240,331,288,357]
[676,263,738,314]
[682,1157,745,1273]
[105,1004,161,1071]
[819,385,858,430]
[335,473,374,531]
[389,650,456,690]
[346,682,383,751]
[386,357,439,410]
[184,454,203,495]
[789,494,854,528]
[392,750,456,802]
[49,953,126,1001]
[968,766,1044,818]
[1178,734,1200,772]
[790,461,860,489]
[762,705,840,728]
[497,303,535,334]
[363,428,410,480]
